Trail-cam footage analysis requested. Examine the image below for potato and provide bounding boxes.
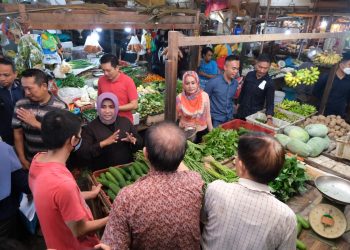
[340,128,346,134]
[325,118,331,124]
[319,115,325,120]
[329,121,337,128]
[336,131,343,137]
[335,125,340,130]
[337,115,342,120]
[328,132,335,138]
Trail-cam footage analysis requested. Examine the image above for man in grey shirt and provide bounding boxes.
[201,132,297,250]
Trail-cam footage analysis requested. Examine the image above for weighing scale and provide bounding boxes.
[309,176,350,239]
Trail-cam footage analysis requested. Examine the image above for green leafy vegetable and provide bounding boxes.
[202,128,240,161]
[137,93,164,119]
[60,74,85,88]
[68,59,93,69]
[268,156,309,202]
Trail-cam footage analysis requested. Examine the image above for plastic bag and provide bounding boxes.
[127,35,142,53]
[15,35,44,73]
[58,87,84,104]
[84,31,102,54]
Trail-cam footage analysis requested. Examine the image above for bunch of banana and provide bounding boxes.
[277,100,300,110]
[313,52,342,66]
[285,72,302,87]
[284,67,320,87]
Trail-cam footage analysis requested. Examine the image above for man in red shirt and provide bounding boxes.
[29,109,108,250]
[98,54,138,123]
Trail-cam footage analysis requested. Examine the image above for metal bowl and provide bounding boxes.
[315,176,350,205]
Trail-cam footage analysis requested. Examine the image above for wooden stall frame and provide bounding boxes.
[165,31,350,121]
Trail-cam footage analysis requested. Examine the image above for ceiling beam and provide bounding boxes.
[0,4,199,30]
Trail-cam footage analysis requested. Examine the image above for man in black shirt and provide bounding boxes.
[0,58,24,145]
[237,54,275,126]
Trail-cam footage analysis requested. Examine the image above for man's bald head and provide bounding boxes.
[144,121,187,172]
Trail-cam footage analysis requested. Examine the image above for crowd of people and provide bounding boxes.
[1,50,350,249]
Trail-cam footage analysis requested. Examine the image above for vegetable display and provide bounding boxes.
[274,109,302,123]
[96,153,149,202]
[276,125,330,157]
[82,109,98,122]
[303,115,350,140]
[143,73,165,83]
[138,93,164,119]
[184,141,238,185]
[202,127,247,161]
[268,156,309,202]
[276,100,317,117]
[68,59,93,69]
[284,67,320,87]
[60,74,85,88]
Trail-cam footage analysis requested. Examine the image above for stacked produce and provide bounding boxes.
[274,108,302,123]
[138,93,164,119]
[184,140,238,185]
[120,66,146,87]
[60,74,85,88]
[312,51,342,67]
[68,59,93,69]
[269,156,309,202]
[143,73,165,83]
[284,67,320,87]
[276,100,317,117]
[201,127,247,161]
[275,124,330,157]
[96,153,149,201]
[82,109,98,122]
[303,115,350,139]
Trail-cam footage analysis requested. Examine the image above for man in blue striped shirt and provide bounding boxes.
[204,55,239,127]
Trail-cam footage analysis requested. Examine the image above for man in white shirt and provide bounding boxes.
[201,132,297,250]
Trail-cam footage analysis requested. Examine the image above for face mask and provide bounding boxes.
[73,138,82,152]
[343,67,350,75]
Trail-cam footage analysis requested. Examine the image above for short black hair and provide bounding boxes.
[202,47,214,57]
[100,54,119,68]
[341,52,350,64]
[0,57,16,72]
[42,110,81,150]
[225,54,240,63]
[145,121,187,172]
[257,54,271,64]
[238,132,285,184]
[21,69,48,86]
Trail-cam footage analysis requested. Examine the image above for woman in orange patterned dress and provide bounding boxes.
[176,71,213,143]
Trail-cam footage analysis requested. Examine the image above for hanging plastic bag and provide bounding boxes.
[127,35,142,53]
[84,31,102,54]
[15,35,44,74]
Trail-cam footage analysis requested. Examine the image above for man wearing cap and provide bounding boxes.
[313,52,350,118]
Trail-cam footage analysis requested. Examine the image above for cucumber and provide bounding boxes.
[119,168,132,180]
[118,168,129,178]
[105,172,118,184]
[109,168,127,187]
[107,189,116,201]
[98,178,111,188]
[109,183,120,195]
[297,222,302,237]
[100,173,107,180]
[139,163,149,174]
[296,239,307,250]
[133,175,141,181]
[133,164,144,176]
[129,166,137,177]
[296,214,310,229]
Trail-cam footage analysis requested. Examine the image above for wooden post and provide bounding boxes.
[165,31,179,121]
[318,35,346,115]
[318,65,338,115]
[259,0,271,54]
